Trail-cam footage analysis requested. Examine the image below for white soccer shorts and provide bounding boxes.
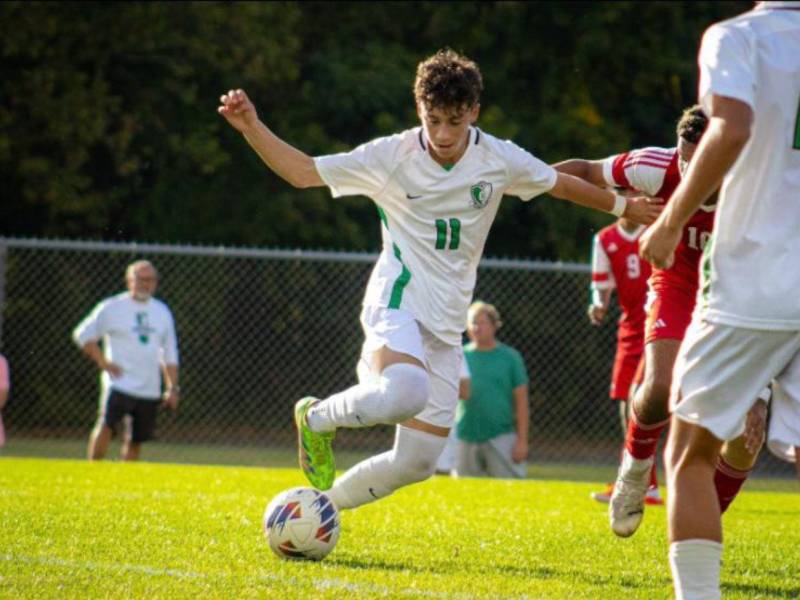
[768,370,800,464]
[671,317,800,442]
[356,305,461,429]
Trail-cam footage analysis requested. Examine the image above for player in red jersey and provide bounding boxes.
[586,217,662,505]
[556,105,767,537]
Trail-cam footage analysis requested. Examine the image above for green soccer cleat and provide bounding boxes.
[294,397,336,490]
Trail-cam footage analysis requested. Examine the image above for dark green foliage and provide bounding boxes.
[0,1,749,259]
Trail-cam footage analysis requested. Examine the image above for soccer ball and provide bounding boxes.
[263,487,341,560]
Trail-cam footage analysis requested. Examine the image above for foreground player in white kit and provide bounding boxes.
[640,3,800,598]
[219,49,661,512]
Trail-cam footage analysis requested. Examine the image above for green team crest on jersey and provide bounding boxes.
[470,181,493,208]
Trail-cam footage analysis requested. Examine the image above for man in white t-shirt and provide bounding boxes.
[73,260,180,461]
[640,3,800,598]
[218,48,661,512]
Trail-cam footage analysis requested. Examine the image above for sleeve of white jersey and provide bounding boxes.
[698,22,755,114]
[590,234,615,292]
[72,302,106,347]
[602,148,670,197]
[161,309,180,366]
[314,134,399,199]
[501,140,558,201]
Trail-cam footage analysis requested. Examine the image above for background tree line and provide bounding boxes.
[1,1,749,261]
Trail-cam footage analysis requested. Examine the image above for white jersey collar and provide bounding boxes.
[418,127,480,171]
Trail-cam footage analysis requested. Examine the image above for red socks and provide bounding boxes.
[624,411,669,460]
[714,457,751,514]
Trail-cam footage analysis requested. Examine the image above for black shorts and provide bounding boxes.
[101,389,161,443]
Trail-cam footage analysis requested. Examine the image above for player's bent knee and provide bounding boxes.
[720,435,760,470]
[381,363,430,423]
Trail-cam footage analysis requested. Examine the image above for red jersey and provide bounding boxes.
[591,223,650,345]
[603,146,715,294]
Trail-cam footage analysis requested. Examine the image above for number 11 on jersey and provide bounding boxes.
[435,219,461,250]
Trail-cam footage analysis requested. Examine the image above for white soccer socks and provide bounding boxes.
[327,425,447,509]
[669,539,723,600]
[306,363,429,432]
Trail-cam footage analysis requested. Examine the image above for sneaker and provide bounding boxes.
[590,482,615,504]
[609,450,654,538]
[294,397,336,490]
[645,485,664,506]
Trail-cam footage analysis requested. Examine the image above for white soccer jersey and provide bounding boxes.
[315,127,557,345]
[73,292,179,399]
[697,4,800,329]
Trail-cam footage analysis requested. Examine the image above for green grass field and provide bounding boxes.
[1,458,798,599]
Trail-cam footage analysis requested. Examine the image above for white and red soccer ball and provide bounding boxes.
[263,487,340,560]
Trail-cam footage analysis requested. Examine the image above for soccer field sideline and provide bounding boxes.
[2,457,799,599]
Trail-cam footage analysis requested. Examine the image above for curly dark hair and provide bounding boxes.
[676,105,708,144]
[413,48,483,114]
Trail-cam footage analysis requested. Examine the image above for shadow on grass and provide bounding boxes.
[723,582,800,598]
[326,555,426,573]
[328,555,668,590]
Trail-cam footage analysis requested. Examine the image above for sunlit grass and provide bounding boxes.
[1,458,798,599]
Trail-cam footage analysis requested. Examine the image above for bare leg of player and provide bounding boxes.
[715,399,767,513]
[609,339,677,536]
[667,416,725,600]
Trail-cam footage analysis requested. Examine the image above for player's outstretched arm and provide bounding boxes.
[552,159,607,187]
[218,89,324,189]
[549,172,662,226]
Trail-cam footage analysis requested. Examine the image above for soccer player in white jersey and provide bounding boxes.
[640,3,800,598]
[218,49,661,513]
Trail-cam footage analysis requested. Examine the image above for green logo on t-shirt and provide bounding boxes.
[135,312,151,345]
[470,181,493,208]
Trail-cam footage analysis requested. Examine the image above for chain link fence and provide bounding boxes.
[0,237,793,478]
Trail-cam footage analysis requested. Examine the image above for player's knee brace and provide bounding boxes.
[376,363,430,424]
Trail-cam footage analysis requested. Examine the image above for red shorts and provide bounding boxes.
[644,285,696,345]
[610,345,643,401]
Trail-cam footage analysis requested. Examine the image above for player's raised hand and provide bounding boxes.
[218,89,259,132]
[639,219,680,270]
[623,196,663,226]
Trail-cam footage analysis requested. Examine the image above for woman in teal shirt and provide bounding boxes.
[456,301,529,478]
